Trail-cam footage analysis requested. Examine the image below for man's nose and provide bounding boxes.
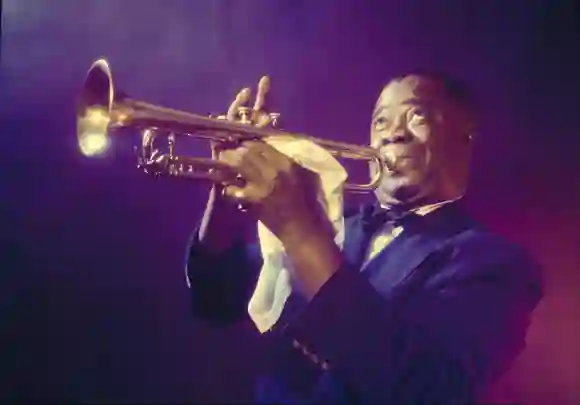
[383,129,413,145]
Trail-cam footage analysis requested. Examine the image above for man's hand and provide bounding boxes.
[216,78,343,299]
[220,141,332,243]
[217,77,331,245]
[198,76,273,252]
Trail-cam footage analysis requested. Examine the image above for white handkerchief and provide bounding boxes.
[247,135,348,333]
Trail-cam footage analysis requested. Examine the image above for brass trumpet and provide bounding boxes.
[76,58,388,192]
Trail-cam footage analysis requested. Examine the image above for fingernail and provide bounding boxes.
[259,76,270,89]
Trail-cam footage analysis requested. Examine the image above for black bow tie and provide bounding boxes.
[361,204,418,234]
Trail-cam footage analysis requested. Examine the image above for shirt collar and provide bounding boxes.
[413,199,456,216]
[381,197,463,218]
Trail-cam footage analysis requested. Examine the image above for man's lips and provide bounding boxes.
[382,147,413,160]
[383,153,413,163]
[383,153,416,172]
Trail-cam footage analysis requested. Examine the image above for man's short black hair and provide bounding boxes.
[388,70,478,117]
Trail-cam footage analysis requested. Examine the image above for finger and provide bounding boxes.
[253,76,270,112]
[210,140,236,160]
[219,143,271,183]
[200,160,242,185]
[220,144,271,204]
[254,113,272,128]
[210,139,236,159]
[226,87,251,121]
[218,141,272,164]
[238,140,287,165]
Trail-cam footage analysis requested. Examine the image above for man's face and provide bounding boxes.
[370,75,473,208]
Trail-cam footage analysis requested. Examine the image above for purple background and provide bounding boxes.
[2,0,579,403]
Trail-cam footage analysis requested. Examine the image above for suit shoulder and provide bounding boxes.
[451,227,543,284]
[454,227,530,259]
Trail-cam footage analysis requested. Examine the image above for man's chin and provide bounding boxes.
[392,184,425,203]
[375,176,428,207]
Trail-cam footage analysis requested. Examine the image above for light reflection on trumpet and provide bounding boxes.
[76,58,390,193]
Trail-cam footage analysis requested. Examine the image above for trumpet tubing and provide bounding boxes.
[77,58,387,193]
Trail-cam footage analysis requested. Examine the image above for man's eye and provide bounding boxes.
[373,117,388,130]
[409,107,428,122]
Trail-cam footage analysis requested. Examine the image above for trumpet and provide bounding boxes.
[76,58,388,192]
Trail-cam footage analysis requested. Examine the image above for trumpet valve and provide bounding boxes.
[237,107,252,124]
[268,112,281,127]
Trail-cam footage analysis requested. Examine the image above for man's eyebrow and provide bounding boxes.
[372,100,425,120]
[372,106,387,120]
[402,99,425,107]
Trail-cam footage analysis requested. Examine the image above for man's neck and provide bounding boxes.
[381,195,463,214]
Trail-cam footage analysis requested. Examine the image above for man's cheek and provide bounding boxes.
[410,126,431,143]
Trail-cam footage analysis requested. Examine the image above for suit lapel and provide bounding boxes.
[345,202,477,294]
[362,224,449,292]
[342,208,372,270]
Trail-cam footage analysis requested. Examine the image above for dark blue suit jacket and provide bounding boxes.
[186,202,543,403]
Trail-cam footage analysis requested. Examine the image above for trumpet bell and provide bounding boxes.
[77,59,115,156]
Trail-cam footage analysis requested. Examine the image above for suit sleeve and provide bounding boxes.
[185,228,262,325]
[281,240,544,403]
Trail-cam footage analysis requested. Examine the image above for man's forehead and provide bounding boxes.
[376,75,447,107]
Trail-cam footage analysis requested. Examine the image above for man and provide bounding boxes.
[185,73,543,403]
